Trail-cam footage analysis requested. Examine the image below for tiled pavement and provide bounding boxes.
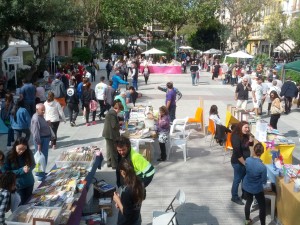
[1,68,299,224]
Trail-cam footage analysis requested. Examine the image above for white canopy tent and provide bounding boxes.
[226,51,253,59]
[203,48,222,54]
[142,48,166,55]
[274,39,295,53]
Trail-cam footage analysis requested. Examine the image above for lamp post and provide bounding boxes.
[174,25,177,60]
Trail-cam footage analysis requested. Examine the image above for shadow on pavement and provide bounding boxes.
[176,203,219,225]
[58,137,104,148]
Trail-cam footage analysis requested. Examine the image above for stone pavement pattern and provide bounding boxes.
[1,69,299,225]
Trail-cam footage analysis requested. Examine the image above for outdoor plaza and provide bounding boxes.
[1,69,300,225]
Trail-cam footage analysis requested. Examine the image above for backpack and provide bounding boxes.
[89,100,98,111]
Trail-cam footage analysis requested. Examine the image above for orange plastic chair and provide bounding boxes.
[207,119,215,136]
[223,132,233,163]
[188,107,203,130]
[205,119,216,147]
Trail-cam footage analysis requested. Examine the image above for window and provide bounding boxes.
[64,41,68,56]
[58,41,61,56]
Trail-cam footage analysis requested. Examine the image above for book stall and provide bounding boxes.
[225,105,296,164]
[121,105,159,162]
[6,145,104,225]
[226,105,300,224]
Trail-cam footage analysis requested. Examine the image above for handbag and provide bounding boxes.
[158,132,169,143]
[270,101,284,114]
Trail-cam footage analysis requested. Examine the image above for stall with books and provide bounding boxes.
[6,145,103,225]
[225,106,295,164]
[121,105,159,162]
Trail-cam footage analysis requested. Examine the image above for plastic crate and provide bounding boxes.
[55,152,96,169]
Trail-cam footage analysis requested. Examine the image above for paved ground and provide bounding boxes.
[1,68,299,225]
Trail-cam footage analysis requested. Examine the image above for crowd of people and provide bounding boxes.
[1,51,300,225]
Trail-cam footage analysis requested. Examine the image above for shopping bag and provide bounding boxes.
[34,151,46,173]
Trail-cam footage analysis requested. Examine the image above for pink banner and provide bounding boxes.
[139,65,182,74]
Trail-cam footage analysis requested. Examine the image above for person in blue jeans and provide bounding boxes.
[131,62,139,90]
[243,143,267,225]
[30,103,51,179]
[230,121,253,205]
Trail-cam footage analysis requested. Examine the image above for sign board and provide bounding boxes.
[6,56,21,64]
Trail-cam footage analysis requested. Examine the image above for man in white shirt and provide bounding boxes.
[251,76,264,115]
[43,68,50,82]
[95,76,108,119]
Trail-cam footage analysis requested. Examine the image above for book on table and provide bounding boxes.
[96,180,116,193]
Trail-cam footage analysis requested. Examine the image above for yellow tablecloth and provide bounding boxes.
[260,142,295,164]
[225,111,295,164]
[276,177,300,225]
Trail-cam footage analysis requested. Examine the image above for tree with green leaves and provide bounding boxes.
[0,0,16,77]
[263,10,289,54]
[286,17,300,53]
[11,0,82,77]
[188,18,223,51]
[224,0,271,49]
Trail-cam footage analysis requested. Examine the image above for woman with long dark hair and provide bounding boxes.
[0,93,14,148]
[113,158,144,225]
[4,137,35,205]
[230,121,254,205]
[209,104,222,125]
[82,82,97,126]
[10,98,31,141]
[269,90,282,129]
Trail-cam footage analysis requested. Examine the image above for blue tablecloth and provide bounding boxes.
[266,164,280,184]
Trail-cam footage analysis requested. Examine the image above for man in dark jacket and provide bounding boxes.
[19,79,36,117]
[280,77,298,114]
[102,100,124,169]
[66,79,79,126]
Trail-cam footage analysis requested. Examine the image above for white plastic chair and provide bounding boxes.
[168,118,190,161]
[152,190,186,225]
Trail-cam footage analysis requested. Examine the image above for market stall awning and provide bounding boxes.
[226,51,253,59]
[274,39,295,53]
[203,48,222,54]
[284,60,300,73]
[142,48,166,55]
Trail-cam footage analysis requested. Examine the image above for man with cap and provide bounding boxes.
[51,73,67,109]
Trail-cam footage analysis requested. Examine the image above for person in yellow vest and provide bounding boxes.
[115,136,155,198]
